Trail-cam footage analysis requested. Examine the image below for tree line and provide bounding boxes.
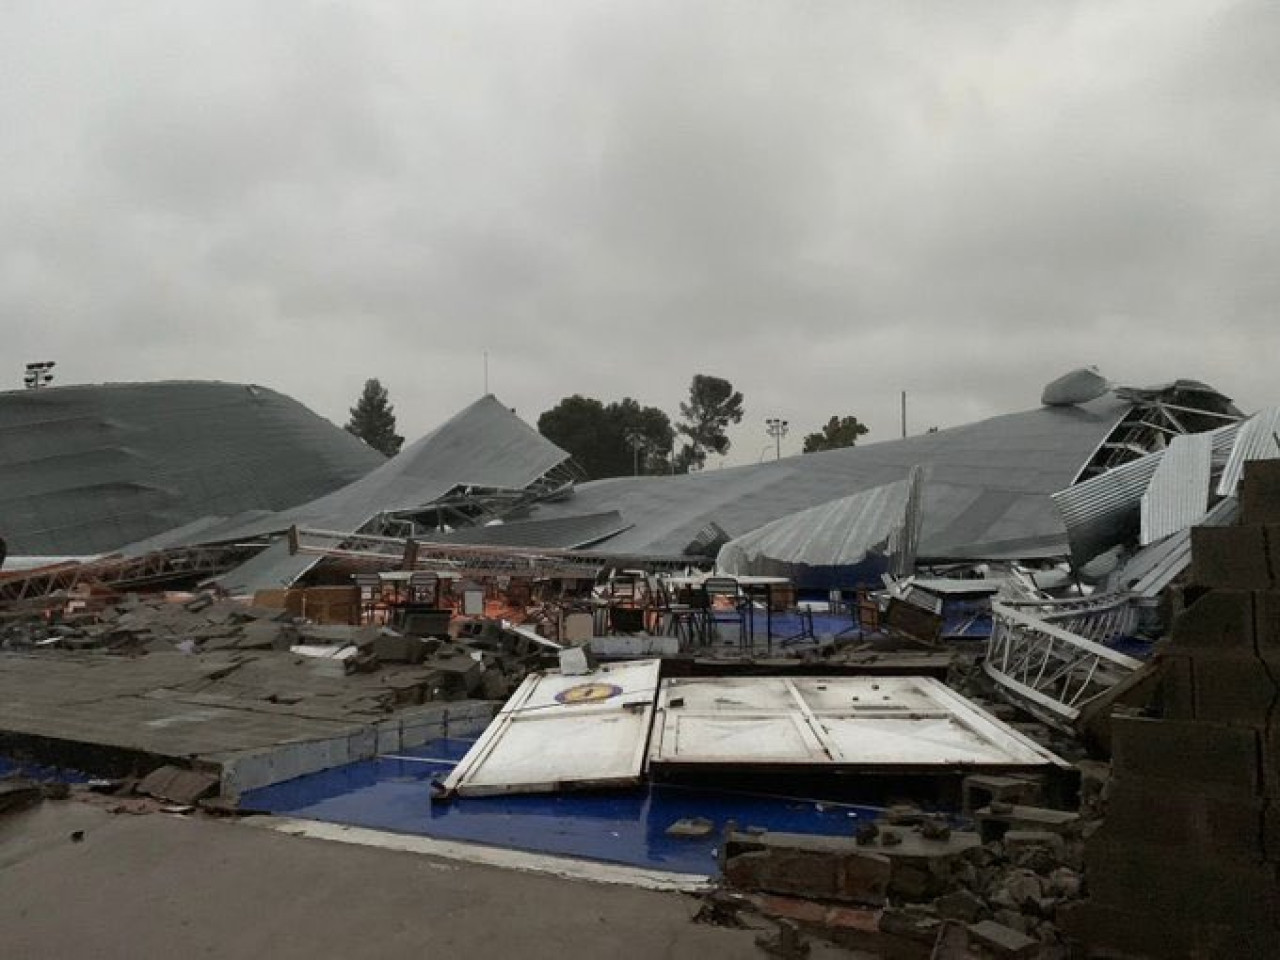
[343,374,870,476]
[537,375,869,479]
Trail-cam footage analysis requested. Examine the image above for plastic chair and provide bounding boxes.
[704,576,747,645]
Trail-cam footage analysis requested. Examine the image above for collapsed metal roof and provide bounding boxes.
[715,468,922,584]
[181,394,579,593]
[92,377,1246,593]
[0,381,384,555]
[520,392,1142,562]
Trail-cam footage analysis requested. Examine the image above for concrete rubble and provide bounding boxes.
[0,592,552,802]
[716,791,1094,959]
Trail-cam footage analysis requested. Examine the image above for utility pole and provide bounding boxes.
[900,391,907,438]
[765,418,789,461]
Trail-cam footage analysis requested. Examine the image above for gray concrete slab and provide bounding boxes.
[0,650,496,793]
[0,803,769,960]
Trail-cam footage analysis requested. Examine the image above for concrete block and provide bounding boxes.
[1001,829,1066,857]
[1253,590,1280,665]
[372,632,426,664]
[960,774,1041,816]
[1059,900,1276,960]
[1168,589,1255,652]
[137,765,219,804]
[1190,526,1274,590]
[1112,715,1262,793]
[1086,837,1279,927]
[1193,658,1278,724]
[973,804,1078,842]
[933,889,987,924]
[1101,783,1268,861]
[1263,802,1280,863]
[1267,722,1280,796]
[1241,460,1280,526]
[1158,654,1197,719]
[722,831,891,905]
[966,920,1037,959]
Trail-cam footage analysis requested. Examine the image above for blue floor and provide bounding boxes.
[242,738,884,876]
[0,756,91,784]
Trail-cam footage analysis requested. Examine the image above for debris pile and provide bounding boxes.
[717,794,1096,959]
[0,592,544,702]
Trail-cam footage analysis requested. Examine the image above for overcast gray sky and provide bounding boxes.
[2,1,1276,464]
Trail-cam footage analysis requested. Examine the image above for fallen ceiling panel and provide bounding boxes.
[442,659,662,797]
[647,676,1064,771]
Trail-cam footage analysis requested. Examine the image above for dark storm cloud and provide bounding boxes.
[2,0,1276,458]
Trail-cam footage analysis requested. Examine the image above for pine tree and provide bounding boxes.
[345,378,404,456]
[675,374,744,471]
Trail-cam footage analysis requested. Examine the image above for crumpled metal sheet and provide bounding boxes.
[1216,406,1280,497]
[715,466,923,579]
[1139,432,1213,546]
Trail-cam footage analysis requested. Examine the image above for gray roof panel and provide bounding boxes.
[523,394,1133,561]
[0,381,384,555]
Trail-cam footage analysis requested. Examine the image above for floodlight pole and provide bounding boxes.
[765,418,789,461]
[23,360,55,390]
[625,431,647,476]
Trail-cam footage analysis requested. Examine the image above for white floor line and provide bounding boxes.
[240,816,713,893]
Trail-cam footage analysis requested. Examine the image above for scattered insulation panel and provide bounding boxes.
[647,676,1063,771]
[442,659,661,797]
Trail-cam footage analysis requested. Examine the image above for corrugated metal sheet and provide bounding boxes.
[714,467,922,580]
[1216,407,1280,497]
[1111,497,1239,598]
[1139,432,1212,545]
[1053,423,1238,563]
[0,381,384,555]
[438,511,631,551]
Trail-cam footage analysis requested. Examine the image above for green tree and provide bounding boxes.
[802,415,869,453]
[538,395,674,479]
[676,374,744,472]
[345,378,404,456]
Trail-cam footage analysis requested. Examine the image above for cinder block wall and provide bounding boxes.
[1062,460,1280,959]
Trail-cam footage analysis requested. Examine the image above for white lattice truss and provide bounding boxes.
[984,597,1143,732]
